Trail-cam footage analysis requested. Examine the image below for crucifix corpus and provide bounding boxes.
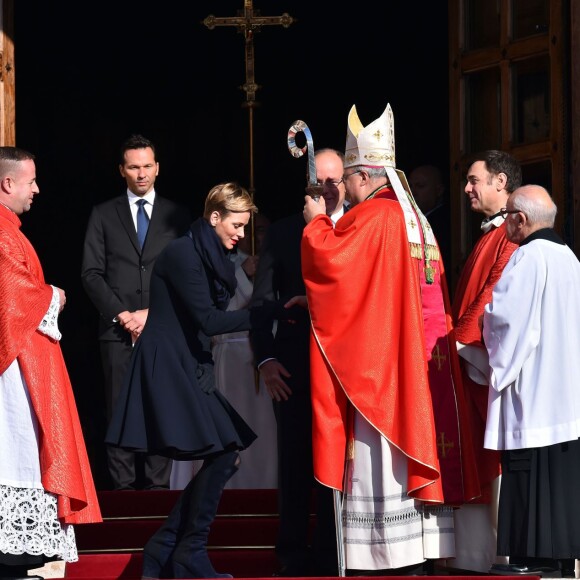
[203,0,295,253]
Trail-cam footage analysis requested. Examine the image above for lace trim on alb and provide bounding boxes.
[344,501,455,530]
[0,485,78,562]
[37,286,62,341]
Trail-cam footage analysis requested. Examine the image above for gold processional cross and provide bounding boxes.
[203,1,294,252]
[204,2,294,393]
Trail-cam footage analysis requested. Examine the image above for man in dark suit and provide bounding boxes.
[81,134,191,491]
[250,148,347,576]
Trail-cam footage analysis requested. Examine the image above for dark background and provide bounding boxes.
[13,1,450,488]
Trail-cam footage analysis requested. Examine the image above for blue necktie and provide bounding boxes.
[136,199,150,249]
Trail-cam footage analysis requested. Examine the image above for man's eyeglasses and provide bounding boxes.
[500,207,521,219]
[315,178,343,187]
[342,170,362,182]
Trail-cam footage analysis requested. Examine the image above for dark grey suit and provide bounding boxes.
[81,192,191,489]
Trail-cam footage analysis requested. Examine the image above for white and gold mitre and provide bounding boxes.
[344,103,396,169]
[344,103,410,193]
[345,103,439,263]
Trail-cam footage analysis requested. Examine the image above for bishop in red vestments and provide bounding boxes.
[301,104,479,573]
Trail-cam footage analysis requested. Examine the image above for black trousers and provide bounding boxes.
[498,440,580,559]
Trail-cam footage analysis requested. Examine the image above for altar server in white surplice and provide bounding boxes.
[484,184,580,578]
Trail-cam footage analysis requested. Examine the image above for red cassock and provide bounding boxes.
[452,222,517,501]
[0,205,101,524]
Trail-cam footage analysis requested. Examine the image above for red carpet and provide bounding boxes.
[67,489,283,579]
[64,489,535,580]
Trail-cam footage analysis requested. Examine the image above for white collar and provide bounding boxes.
[481,212,505,233]
[127,189,156,205]
[330,205,345,225]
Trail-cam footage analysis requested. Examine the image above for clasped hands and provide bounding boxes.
[117,309,149,343]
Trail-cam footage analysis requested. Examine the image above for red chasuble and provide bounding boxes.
[302,188,480,505]
[302,194,443,502]
[452,223,517,501]
[0,205,101,524]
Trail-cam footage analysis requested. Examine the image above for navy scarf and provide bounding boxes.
[189,217,237,311]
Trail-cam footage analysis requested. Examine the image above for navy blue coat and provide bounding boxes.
[106,229,257,459]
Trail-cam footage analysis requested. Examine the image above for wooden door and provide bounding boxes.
[448,0,569,286]
[0,0,15,145]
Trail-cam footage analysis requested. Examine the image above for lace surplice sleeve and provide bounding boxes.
[37,285,62,341]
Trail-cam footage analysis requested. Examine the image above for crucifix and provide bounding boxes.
[203,1,295,252]
[203,1,294,394]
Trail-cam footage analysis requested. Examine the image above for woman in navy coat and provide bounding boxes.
[106,182,281,579]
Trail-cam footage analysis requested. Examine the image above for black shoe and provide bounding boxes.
[272,563,311,577]
[490,563,562,577]
[311,564,339,577]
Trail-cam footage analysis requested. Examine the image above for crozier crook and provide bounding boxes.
[287,120,322,201]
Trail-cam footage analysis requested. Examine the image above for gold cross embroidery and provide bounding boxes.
[437,432,454,459]
[431,343,446,370]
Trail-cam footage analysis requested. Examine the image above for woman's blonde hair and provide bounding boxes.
[203,182,258,219]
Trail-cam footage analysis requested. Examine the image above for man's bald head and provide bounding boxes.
[504,184,557,244]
